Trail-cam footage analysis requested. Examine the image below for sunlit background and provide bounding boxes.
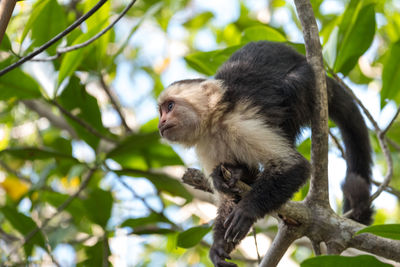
[1,0,400,266]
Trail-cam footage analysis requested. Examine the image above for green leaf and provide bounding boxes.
[40,191,86,222]
[301,255,391,267]
[0,147,78,162]
[347,62,373,85]
[387,119,400,145]
[356,224,400,240]
[142,66,164,98]
[0,34,11,51]
[58,76,108,149]
[1,206,45,256]
[107,132,183,169]
[83,188,113,227]
[0,59,41,100]
[381,40,400,107]
[185,45,243,76]
[57,19,108,86]
[83,0,111,66]
[28,0,67,54]
[139,118,159,133]
[183,12,214,30]
[334,4,376,75]
[337,0,361,43]
[241,25,286,44]
[42,129,73,155]
[115,169,192,202]
[121,212,172,229]
[323,26,339,69]
[79,239,111,267]
[84,0,110,32]
[177,224,212,248]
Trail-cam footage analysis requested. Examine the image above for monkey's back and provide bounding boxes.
[215,41,315,141]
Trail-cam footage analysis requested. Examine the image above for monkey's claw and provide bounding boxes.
[223,207,254,243]
[211,164,241,196]
[209,245,237,267]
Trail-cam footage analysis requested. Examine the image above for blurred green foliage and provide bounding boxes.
[0,0,399,266]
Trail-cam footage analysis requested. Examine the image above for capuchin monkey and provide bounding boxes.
[158,41,373,267]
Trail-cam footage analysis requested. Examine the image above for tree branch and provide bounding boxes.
[181,168,400,263]
[294,0,330,205]
[50,99,118,144]
[0,0,16,44]
[382,104,400,135]
[372,180,400,199]
[32,0,137,62]
[259,222,303,267]
[386,137,400,151]
[99,74,132,133]
[0,0,108,76]
[329,130,346,159]
[22,99,78,139]
[349,232,400,262]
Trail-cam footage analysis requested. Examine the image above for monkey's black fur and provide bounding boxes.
[169,41,373,266]
[206,41,372,266]
[215,41,372,222]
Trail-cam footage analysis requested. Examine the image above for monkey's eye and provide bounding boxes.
[167,101,174,112]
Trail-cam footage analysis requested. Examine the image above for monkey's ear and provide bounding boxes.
[200,80,225,94]
[200,80,225,109]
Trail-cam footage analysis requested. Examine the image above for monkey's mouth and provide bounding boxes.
[160,124,175,137]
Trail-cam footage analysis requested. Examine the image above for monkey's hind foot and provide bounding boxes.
[209,243,237,267]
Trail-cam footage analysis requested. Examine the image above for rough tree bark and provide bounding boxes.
[0,0,16,44]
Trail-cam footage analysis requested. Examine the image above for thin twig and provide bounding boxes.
[5,168,96,263]
[252,228,261,264]
[0,159,31,183]
[387,138,400,150]
[0,0,108,76]
[329,70,380,132]
[22,99,78,139]
[33,0,137,62]
[39,227,61,267]
[102,232,110,267]
[117,176,160,214]
[382,104,400,136]
[99,74,132,133]
[0,227,19,242]
[59,0,136,54]
[329,130,345,159]
[50,99,118,144]
[372,180,400,199]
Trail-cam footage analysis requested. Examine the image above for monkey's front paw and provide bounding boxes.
[211,164,241,196]
[209,245,237,267]
[223,207,255,243]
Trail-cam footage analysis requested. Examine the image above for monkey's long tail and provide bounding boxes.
[327,77,373,225]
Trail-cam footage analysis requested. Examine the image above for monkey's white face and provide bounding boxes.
[158,98,201,146]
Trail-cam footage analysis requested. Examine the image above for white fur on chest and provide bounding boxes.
[194,101,295,177]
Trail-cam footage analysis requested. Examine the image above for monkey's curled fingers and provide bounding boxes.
[211,164,241,196]
[209,245,237,267]
[223,207,255,243]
